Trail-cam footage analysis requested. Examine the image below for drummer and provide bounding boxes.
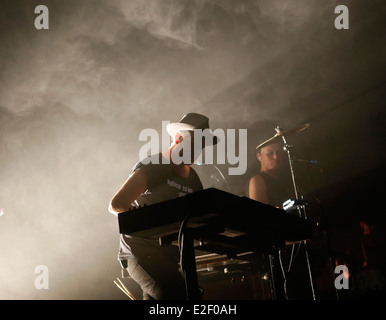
[248,125,313,300]
[248,140,292,208]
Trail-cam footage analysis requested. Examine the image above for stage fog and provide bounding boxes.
[0,0,384,299]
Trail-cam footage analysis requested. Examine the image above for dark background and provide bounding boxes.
[0,0,384,299]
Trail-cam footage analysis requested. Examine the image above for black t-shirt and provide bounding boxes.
[118,153,203,260]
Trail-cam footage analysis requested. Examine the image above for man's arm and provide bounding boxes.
[108,169,148,215]
[248,175,269,204]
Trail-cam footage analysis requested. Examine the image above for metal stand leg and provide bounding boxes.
[180,227,203,300]
[276,126,317,300]
[268,254,277,300]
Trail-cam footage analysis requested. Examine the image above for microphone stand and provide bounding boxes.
[275,126,317,300]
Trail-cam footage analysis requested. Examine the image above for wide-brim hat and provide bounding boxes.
[166,113,219,145]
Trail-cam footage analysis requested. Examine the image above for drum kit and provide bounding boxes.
[255,122,319,300]
[197,122,318,300]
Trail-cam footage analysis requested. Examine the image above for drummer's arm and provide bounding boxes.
[108,170,148,215]
[248,175,269,204]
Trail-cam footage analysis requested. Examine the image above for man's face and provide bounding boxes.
[176,131,205,164]
[257,142,286,172]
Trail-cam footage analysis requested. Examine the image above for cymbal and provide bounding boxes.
[256,123,310,150]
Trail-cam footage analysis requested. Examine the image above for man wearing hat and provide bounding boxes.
[108,113,218,300]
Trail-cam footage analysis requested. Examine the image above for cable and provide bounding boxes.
[278,249,289,300]
[178,214,189,269]
[278,242,303,300]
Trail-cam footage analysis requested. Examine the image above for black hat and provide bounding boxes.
[166,113,219,145]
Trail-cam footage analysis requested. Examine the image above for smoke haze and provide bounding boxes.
[0,0,384,299]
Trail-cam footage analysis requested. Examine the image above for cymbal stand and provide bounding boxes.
[276,126,316,300]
